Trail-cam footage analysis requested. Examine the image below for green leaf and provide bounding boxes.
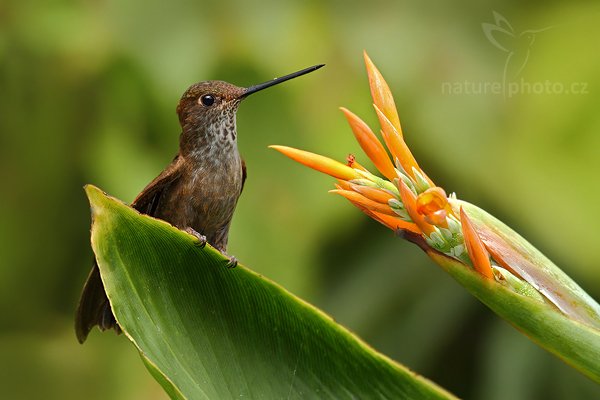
[85,185,456,400]
[428,201,600,383]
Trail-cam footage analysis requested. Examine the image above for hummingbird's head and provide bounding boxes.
[176,81,249,155]
[176,64,324,154]
[176,81,245,130]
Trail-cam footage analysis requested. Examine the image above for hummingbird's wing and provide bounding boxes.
[131,155,185,215]
[75,155,185,343]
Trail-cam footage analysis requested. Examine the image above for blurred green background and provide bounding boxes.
[2,0,600,398]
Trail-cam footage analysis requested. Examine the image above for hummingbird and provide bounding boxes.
[75,64,324,343]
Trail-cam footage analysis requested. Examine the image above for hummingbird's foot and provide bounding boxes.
[225,255,238,269]
[185,227,207,249]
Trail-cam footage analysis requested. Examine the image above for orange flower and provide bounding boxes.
[270,146,362,181]
[460,207,493,279]
[416,187,452,227]
[351,184,395,204]
[363,51,402,134]
[351,203,420,234]
[271,53,499,279]
[340,107,396,181]
[397,179,435,235]
[373,105,433,186]
[367,210,421,234]
[335,180,354,191]
[330,189,396,216]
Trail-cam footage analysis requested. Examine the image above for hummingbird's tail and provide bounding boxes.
[75,262,121,343]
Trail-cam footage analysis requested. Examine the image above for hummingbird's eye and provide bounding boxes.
[199,94,215,107]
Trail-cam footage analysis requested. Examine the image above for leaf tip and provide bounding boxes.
[84,184,108,210]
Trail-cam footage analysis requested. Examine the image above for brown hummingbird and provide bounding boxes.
[75,64,324,343]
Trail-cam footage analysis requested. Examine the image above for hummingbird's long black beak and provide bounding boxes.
[241,64,325,98]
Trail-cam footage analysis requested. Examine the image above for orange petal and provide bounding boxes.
[460,207,494,279]
[270,145,362,181]
[373,105,434,186]
[364,51,402,134]
[340,107,396,181]
[335,180,353,191]
[351,184,395,204]
[398,179,435,234]
[416,187,450,228]
[344,200,421,234]
[367,210,421,234]
[423,209,448,227]
[330,189,396,216]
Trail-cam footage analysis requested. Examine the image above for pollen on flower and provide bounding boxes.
[347,154,356,166]
[346,154,369,172]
